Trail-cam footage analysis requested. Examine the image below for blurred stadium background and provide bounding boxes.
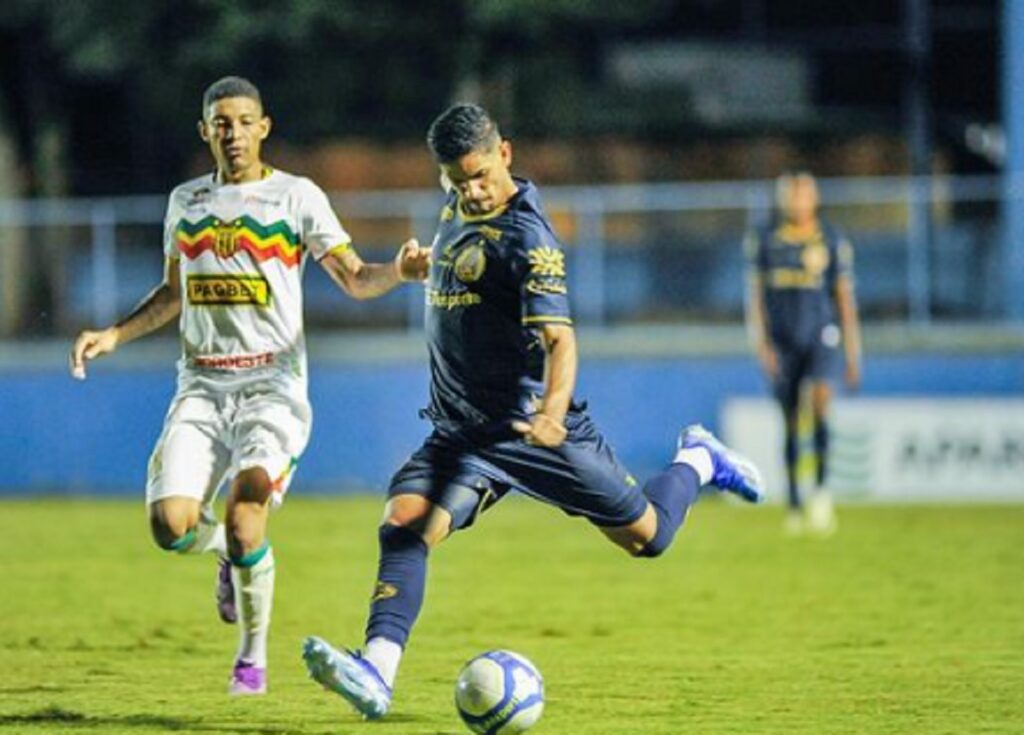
[0,0,1021,501]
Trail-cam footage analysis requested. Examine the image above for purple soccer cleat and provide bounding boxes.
[228,660,266,696]
[216,558,237,624]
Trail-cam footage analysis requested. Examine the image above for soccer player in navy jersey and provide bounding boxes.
[302,103,765,719]
[745,172,862,535]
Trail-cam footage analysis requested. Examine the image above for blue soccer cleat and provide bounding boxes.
[678,424,766,503]
[302,636,392,720]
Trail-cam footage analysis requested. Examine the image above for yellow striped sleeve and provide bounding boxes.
[320,241,353,260]
[522,315,573,325]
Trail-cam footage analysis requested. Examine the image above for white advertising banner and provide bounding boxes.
[721,398,1024,502]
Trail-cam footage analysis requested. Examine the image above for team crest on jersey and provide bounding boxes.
[214,221,241,258]
[801,242,830,275]
[454,241,487,283]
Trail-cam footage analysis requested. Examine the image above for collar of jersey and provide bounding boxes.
[211,165,275,187]
[775,221,822,243]
[456,199,509,223]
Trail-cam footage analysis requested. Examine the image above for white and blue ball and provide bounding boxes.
[454,650,544,734]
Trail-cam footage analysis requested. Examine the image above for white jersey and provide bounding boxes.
[163,168,349,392]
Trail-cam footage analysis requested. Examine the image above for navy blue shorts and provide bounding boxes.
[388,412,648,531]
[772,326,840,408]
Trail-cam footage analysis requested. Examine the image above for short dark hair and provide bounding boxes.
[202,76,263,117]
[427,103,501,163]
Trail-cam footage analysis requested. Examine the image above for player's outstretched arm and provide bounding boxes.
[69,257,182,380]
[319,239,430,300]
[512,323,576,448]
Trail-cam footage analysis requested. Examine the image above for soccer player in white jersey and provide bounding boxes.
[68,76,430,696]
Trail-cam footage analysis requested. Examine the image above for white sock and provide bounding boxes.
[673,447,713,485]
[176,508,227,556]
[233,546,275,668]
[364,636,403,688]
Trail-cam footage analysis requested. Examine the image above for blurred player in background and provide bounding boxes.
[745,172,862,536]
[68,76,429,695]
[301,103,765,720]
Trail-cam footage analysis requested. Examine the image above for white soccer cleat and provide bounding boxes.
[807,491,837,536]
[302,636,392,720]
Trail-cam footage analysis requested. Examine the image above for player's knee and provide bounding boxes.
[379,522,429,553]
[225,503,269,557]
[634,536,670,558]
[383,495,451,546]
[633,521,673,558]
[149,508,193,551]
[231,467,273,506]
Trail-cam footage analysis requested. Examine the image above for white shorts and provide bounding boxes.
[145,378,312,508]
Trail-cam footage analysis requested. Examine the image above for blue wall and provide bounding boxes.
[2,351,1022,496]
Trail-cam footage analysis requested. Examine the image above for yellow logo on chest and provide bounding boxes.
[454,242,487,283]
[801,242,830,276]
[187,275,270,306]
[214,221,241,258]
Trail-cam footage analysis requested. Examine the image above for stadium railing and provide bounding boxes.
[0,174,1020,337]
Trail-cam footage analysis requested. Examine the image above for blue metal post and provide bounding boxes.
[905,0,932,324]
[1004,0,1024,320]
[573,194,606,326]
[90,202,117,327]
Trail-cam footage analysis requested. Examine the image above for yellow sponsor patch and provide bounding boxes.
[187,275,270,306]
[767,268,822,289]
[426,288,482,310]
[525,278,568,295]
[372,581,398,602]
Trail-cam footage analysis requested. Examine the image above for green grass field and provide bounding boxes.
[1,497,1021,734]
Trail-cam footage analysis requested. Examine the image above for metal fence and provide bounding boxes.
[0,174,1019,338]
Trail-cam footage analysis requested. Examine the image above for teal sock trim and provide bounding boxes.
[231,541,270,568]
[168,528,197,552]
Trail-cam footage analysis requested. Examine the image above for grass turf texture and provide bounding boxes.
[1,497,1021,734]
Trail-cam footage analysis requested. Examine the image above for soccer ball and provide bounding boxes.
[454,650,544,734]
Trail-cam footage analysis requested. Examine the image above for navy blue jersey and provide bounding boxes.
[423,177,573,430]
[745,218,853,348]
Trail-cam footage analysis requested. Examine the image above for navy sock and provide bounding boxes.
[814,417,830,487]
[637,463,701,557]
[365,524,428,649]
[784,426,800,509]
